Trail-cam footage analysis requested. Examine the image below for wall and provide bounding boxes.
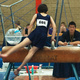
[0,0,80,45]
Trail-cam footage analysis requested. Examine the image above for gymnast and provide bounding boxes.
[0,4,56,75]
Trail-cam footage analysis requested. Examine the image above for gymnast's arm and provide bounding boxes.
[70,41,80,46]
[28,14,37,35]
[58,41,68,46]
[50,16,56,41]
[58,40,80,46]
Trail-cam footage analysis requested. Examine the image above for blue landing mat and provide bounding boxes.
[65,77,80,80]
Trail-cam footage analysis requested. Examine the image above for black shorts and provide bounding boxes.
[28,29,47,48]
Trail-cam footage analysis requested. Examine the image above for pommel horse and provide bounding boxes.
[1,46,80,80]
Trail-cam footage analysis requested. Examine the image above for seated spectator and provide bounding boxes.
[60,22,67,33]
[22,24,30,37]
[53,21,80,80]
[58,21,80,46]
[48,24,53,36]
[49,24,53,35]
[15,21,22,32]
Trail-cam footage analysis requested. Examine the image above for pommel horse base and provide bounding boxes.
[1,46,80,80]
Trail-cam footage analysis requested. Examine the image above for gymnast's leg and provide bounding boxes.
[0,38,32,58]
[14,46,39,75]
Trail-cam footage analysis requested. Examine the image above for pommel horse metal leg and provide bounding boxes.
[3,62,13,80]
[26,46,31,80]
[71,63,79,80]
[26,64,31,80]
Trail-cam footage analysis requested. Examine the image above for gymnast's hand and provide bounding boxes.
[63,42,68,46]
[51,38,56,42]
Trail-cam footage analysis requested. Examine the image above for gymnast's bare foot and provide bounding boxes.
[14,67,21,76]
[0,54,8,58]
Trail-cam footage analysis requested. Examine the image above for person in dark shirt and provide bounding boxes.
[48,24,53,35]
[22,24,30,37]
[53,21,80,80]
[58,21,80,46]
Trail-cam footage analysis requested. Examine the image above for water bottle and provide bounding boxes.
[32,65,34,75]
[39,64,42,73]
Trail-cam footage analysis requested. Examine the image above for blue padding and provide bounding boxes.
[0,72,15,80]
[0,58,3,68]
[14,62,54,66]
[0,46,2,51]
[0,47,2,68]
[65,77,80,80]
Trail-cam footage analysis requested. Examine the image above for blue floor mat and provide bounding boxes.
[65,77,80,80]
[0,71,15,80]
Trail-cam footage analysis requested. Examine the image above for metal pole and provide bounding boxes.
[67,0,73,20]
[63,3,68,28]
[10,6,15,28]
[56,0,64,47]
[10,0,23,7]
[0,0,8,4]
[54,0,59,23]
[26,63,31,80]
[1,0,23,7]
[3,63,13,80]
[9,0,23,28]
[0,4,6,45]
[0,5,5,38]
[71,63,79,80]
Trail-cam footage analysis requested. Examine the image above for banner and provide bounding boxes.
[35,0,42,13]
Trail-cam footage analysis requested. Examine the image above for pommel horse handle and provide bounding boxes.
[51,41,55,50]
[1,46,80,63]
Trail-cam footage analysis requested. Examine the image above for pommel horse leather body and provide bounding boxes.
[1,46,80,63]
